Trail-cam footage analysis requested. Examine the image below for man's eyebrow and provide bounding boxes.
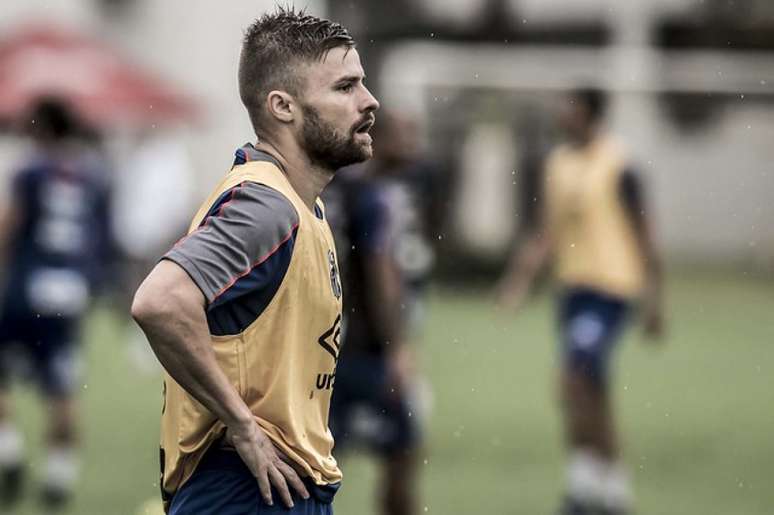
[335,74,365,84]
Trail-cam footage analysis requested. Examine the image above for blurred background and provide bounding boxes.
[0,0,772,514]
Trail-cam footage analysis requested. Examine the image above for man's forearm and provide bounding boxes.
[644,254,663,304]
[132,263,254,432]
[365,254,405,348]
[500,233,550,295]
[142,314,252,429]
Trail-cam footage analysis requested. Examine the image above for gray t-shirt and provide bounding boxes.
[164,181,298,336]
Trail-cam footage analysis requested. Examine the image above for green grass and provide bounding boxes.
[8,271,774,514]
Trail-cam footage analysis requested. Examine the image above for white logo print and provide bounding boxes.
[328,250,342,300]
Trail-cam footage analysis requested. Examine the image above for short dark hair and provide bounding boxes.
[239,7,355,133]
[28,97,79,141]
[570,87,608,123]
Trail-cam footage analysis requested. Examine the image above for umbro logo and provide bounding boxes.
[317,314,341,360]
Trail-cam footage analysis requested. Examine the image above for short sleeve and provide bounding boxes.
[164,182,299,306]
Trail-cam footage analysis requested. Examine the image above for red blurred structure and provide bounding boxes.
[0,24,196,128]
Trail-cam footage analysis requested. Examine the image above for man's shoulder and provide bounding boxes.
[206,180,299,229]
[241,182,297,215]
[546,143,573,170]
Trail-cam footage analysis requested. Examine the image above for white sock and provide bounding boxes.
[0,423,24,467]
[567,449,606,505]
[44,447,80,492]
[602,461,633,511]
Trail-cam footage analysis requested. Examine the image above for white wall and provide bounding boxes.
[617,97,774,263]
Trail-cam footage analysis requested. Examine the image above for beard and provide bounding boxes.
[300,104,373,172]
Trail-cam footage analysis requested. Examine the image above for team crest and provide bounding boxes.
[328,249,342,300]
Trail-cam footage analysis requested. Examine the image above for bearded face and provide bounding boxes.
[300,103,374,172]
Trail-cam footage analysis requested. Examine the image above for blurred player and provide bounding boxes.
[325,111,436,515]
[131,8,378,514]
[497,88,664,515]
[0,98,113,509]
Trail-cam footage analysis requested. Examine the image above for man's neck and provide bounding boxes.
[253,138,333,211]
[569,127,598,150]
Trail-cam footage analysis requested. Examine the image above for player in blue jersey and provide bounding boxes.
[0,99,113,509]
[325,111,436,515]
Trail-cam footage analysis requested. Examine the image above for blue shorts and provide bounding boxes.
[329,352,421,456]
[558,288,630,387]
[0,311,80,397]
[169,446,338,515]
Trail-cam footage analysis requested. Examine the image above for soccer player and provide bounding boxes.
[131,8,379,515]
[325,111,436,515]
[0,99,113,509]
[497,88,664,515]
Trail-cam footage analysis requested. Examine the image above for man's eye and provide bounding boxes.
[339,84,353,92]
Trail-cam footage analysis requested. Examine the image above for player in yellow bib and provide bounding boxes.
[498,88,664,515]
[131,7,379,514]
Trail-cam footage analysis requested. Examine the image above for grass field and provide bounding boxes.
[7,270,774,515]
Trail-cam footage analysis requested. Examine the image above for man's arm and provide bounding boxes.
[362,250,413,391]
[0,172,24,268]
[496,229,552,311]
[620,169,665,339]
[131,180,312,508]
[363,251,404,349]
[131,259,253,433]
[0,198,19,267]
[131,260,308,508]
[496,156,552,311]
[351,183,412,391]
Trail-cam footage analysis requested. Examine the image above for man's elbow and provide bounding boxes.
[131,260,205,329]
[131,281,168,327]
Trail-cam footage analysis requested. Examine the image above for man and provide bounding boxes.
[0,99,112,509]
[131,7,379,515]
[325,112,436,515]
[497,88,664,515]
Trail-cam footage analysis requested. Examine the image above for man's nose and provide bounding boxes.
[361,86,380,112]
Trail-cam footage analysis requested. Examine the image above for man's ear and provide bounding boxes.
[266,90,296,123]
